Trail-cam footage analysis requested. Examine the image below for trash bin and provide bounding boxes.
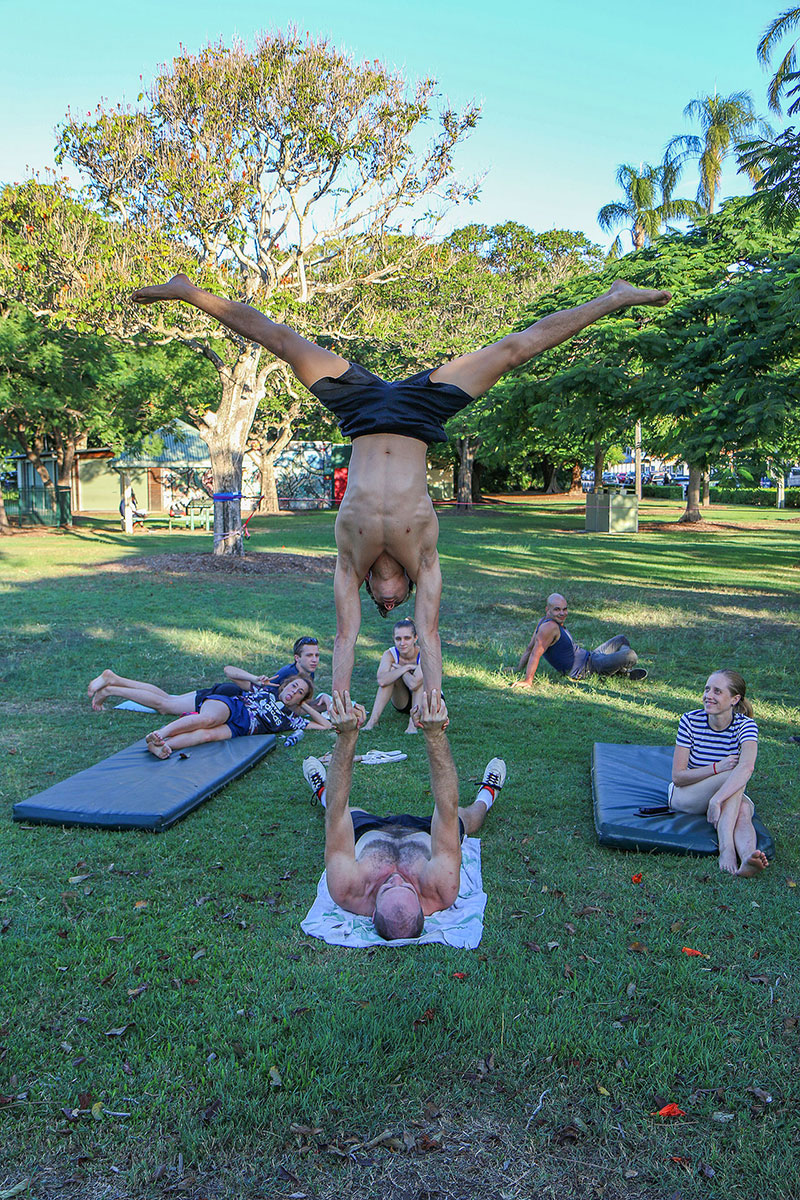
[585,488,638,533]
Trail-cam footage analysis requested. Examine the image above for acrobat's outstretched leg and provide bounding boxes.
[430,280,671,399]
[131,275,350,390]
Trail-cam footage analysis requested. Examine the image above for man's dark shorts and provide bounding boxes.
[309,363,474,446]
[193,684,251,738]
[351,811,466,843]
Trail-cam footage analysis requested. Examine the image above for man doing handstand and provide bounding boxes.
[302,691,505,941]
[131,274,671,699]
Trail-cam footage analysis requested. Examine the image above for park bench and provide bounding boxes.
[168,498,213,532]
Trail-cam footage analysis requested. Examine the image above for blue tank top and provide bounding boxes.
[535,618,576,675]
[391,647,420,665]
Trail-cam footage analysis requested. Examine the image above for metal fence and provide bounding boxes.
[3,486,72,527]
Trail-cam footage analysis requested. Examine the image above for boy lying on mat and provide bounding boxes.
[145,675,330,759]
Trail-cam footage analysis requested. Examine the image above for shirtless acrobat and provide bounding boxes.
[301,690,505,941]
[131,274,671,699]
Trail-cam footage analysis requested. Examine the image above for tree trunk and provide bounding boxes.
[701,469,711,507]
[258,452,281,514]
[456,438,475,511]
[678,465,703,523]
[567,461,582,495]
[199,347,264,556]
[54,431,79,527]
[255,419,295,514]
[22,436,56,494]
[593,443,605,492]
[543,457,560,494]
[471,460,483,503]
[777,473,785,509]
[0,488,10,533]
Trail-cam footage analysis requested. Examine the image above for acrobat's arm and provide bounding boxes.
[332,561,363,698]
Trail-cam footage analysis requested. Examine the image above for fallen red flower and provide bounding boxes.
[682,947,703,957]
[452,972,467,980]
[631,873,643,884]
[654,1103,686,1117]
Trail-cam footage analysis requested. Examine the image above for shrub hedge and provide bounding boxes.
[640,485,799,507]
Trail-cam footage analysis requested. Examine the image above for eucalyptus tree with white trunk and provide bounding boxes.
[57,31,479,553]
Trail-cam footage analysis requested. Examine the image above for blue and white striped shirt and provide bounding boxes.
[676,709,758,768]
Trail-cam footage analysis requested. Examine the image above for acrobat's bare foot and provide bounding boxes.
[146,731,172,759]
[362,721,377,732]
[707,799,722,828]
[736,851,769,878]
[130,273,193,305]
[88,669,114,699]
[608,280,672,309]
[718,849,738,875]
[404,720,418,735]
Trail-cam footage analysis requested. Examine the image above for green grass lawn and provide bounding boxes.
[1,498,799,1200]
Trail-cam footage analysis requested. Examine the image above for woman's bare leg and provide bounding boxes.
[733,802,769,877]
[669,774,726,815]
[131,275,350,390]
[401,673,424,734]
[363,683,398,730]
[714,791,745,875]
[430,280,672,399]
[145,700,232,757]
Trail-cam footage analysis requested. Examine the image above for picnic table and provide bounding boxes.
[168,499,213,532]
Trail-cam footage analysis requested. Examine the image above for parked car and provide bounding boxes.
[787,467,800,488]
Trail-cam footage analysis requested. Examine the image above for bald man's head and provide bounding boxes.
[545,594,568,624]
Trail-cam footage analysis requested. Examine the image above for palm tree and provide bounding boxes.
[597,158,699,255]
[669,92,767,212]
[757,8,800,114]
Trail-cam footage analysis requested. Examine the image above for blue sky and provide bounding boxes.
[0,0,784,250]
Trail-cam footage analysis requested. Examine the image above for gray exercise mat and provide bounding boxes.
[13,735,276,831]
[592,742,775,858]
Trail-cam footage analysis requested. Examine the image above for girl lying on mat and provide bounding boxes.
[146,675,330,759]
[668,669,768,878]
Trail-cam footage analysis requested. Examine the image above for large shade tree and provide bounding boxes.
[477,201,800,522]
[54,31,480,553]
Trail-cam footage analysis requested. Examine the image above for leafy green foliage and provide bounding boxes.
[477,201,800,490]
[0,301,213,464]
[757,7,800,114]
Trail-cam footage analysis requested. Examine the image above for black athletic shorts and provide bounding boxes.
[194,682,245,710]
[308,362,474,446]
[350,811,466,844]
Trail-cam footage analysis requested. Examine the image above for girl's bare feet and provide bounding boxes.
[707,797,722,827]
[736,851,769,878]
[146,731,172,759]
[131,273,192,305]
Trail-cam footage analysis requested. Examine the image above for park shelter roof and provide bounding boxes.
[110,421,211,470]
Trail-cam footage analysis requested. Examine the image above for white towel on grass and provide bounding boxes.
[300,836,486,948]
[115,700,157,713]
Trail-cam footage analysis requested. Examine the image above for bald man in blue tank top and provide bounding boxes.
[513,593,648,686]
[132,276,670,708]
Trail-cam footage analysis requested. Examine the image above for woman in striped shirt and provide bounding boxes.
[669,669,768,878]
